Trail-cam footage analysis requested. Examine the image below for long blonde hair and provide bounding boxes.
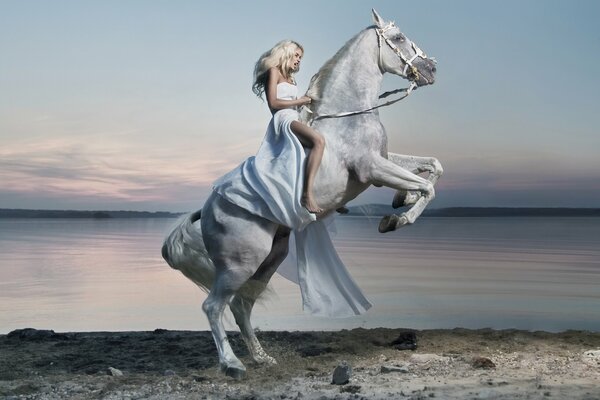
[252,40,304,98]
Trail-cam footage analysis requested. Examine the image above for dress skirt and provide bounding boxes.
[213,108,371,317]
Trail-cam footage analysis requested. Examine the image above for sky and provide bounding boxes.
[1,0,599,212]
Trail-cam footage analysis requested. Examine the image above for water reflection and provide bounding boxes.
[0,217,599,333]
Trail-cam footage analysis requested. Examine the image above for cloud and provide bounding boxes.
[0,127,256,208]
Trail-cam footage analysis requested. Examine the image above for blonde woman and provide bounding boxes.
[254,40,325,214]
[214,40,325,230]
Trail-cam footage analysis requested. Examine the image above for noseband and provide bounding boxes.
[376,21,432,84]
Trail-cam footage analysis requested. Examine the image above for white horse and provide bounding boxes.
[162,9,442,378]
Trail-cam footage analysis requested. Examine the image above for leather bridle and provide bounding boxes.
[305,24,434,122]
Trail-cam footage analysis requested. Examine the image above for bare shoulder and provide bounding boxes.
[268,67,284,83]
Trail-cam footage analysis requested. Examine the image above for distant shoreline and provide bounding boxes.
[1,206,599,218]
[0,209,184,219]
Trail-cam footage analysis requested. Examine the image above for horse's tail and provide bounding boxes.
[161,209,215,293]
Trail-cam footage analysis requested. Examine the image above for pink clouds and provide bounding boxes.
[0,125,258,207]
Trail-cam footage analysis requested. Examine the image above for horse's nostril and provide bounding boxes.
[431,65,436,73]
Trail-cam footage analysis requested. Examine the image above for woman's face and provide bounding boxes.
[289,47,303,73]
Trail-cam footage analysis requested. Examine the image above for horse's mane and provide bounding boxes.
[306,26,373,101]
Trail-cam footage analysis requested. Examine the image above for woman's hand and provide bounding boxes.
[299,96,312,106]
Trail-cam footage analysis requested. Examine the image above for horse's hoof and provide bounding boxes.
[226,366,246,379]
[379,214,399,233]
[220,363,246,380]
[379,214,410,233]
[392,190,408,209]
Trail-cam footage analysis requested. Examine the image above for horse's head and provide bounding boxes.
[372,9,436,87]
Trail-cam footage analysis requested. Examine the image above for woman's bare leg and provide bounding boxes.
[290,120,325,214]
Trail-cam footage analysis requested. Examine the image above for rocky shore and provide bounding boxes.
[1,327,599,399]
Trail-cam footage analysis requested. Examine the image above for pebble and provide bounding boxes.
[331,361,352,385]
[380,365,409,373]
[107,367,124,377]
[192,374,209,382]
[583,349,600,366]
[471,357,496,369]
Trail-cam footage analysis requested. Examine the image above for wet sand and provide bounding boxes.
[1,327,599,399]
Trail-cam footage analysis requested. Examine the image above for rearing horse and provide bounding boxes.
[162,9,442,378]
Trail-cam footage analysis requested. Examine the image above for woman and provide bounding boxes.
[213,40,325,229]
[253,40,325,215]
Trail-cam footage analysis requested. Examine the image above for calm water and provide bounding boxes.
[1,216,599,333]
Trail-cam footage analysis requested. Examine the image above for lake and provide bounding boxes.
[1,216,598,333]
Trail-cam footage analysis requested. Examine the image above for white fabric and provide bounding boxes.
[213,82,371,317]
[294,221,372,316]
[214,83,315,229]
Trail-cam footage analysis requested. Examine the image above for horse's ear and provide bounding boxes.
[372,9,386,28]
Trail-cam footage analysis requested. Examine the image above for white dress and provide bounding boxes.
[213,82,371,317]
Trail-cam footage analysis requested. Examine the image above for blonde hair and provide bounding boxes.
[252,40,304,98]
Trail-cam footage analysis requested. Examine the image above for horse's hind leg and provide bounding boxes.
[202,272,249,378]
[230,226,291,365]
[200,194,277,379]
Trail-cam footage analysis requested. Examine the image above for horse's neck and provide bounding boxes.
[308,29,383,115]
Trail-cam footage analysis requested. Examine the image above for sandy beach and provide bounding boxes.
[1,327,599,399]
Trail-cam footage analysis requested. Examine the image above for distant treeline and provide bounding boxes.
[424,207,600,217]
[1,206,599,219]
[0,209,184,219]
[345,205,600,217]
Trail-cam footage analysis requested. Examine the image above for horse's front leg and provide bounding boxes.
[387,153,443,208]
[366,156,435,232]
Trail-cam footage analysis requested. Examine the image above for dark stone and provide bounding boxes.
[192,374,210,382]
[390,331,417,350]
[331,361,352,385]
[471,356,496,369]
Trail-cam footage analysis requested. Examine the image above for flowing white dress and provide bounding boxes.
[213,82,371,317]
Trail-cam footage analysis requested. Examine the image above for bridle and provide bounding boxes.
[306,23,433,123]
[376,21,433,85]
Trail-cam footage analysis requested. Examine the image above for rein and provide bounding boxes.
[305,83,416,122]
[305,23,428,123]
